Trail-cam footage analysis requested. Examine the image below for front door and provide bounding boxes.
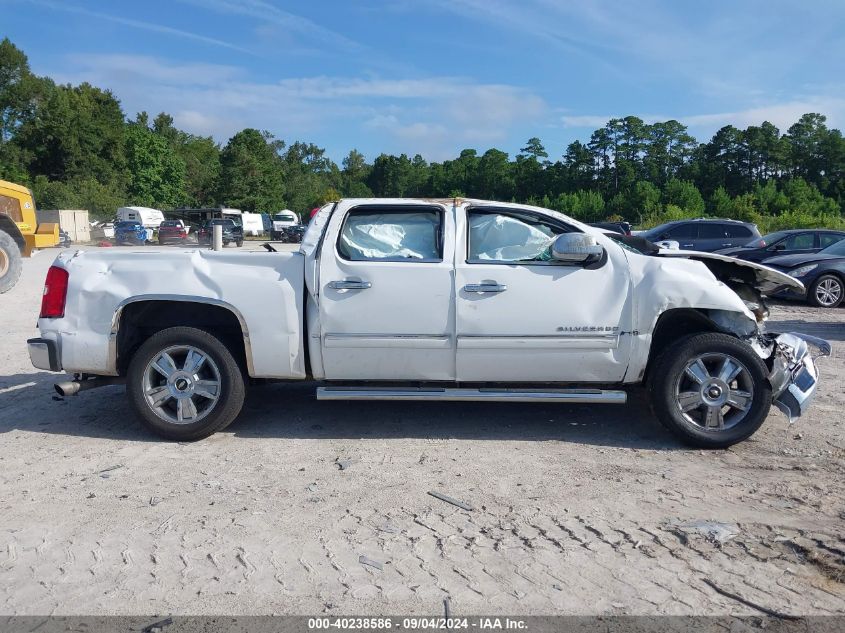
[319,201,456,381]
[454,205,633,383]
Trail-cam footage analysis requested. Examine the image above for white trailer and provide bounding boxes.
[116,207,165,229]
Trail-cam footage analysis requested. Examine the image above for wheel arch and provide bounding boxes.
[0,214,26,250]
[811,269,845,287]
[110,296,253,377]
[642,308,728,385]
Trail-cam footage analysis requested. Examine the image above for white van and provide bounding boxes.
[116,206,165,229]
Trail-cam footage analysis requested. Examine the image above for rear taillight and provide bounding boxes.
[40,266,69,318]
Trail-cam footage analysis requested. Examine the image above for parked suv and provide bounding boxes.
[642,219,760,252]
[715,229,845,262]
[197,219,244,247]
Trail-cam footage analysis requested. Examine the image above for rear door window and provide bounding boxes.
[338,207,443,262]
[698,224,727,239]
[725,225,753,238]
[819,233,845,249]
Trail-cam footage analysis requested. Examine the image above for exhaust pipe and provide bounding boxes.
[54,377,124,397]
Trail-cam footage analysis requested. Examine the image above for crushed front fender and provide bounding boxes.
[768,333,831,422]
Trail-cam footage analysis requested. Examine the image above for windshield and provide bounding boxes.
[820,239,845,256]
[747,231,789,248]
[641,223,672,240]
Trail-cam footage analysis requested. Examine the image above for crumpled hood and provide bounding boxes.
[656,249,804,294]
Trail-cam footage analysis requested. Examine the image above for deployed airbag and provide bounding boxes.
[469,213,556,261]
[339,212,440,260]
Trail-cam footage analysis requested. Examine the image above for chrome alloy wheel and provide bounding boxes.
[142,345,221,424]
[815,277,842,307]
[673,353,754,431]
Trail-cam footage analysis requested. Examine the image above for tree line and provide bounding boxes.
[1,38,844,231]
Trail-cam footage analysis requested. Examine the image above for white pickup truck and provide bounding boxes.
[28,199,829,447]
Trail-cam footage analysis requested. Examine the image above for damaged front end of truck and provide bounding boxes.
[658,249,831,422]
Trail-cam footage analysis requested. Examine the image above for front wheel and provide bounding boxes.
[236,240,244,247]
[808,274,843,308]
[649,332,772,448]
[127,327,246,441]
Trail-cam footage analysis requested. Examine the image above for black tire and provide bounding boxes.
[127,326,246,441]
[236,240,244,248]
[649,332,772,448]
[0,230,23,294]
[807,274,843,308]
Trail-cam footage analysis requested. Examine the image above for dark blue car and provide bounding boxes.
[114,221,148,245]
[716,229,845,262]
[764,238,845,308]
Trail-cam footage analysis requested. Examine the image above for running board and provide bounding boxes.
[316,386,627,403]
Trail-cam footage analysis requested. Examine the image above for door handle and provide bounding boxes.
[721,243,732,247]
[682,243,694,248]
[328,280,372,290]
[464,283,507,293]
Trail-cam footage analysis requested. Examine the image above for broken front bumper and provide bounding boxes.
[769,333,831,422]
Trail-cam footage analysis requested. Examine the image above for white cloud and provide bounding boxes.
[25,0,252,55]
[683,99,845,132]
[560,98,845,138]
[177,0,362,51]
[52,54,547,158]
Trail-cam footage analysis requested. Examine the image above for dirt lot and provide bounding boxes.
[1,246,843,617]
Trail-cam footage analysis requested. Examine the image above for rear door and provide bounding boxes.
[318,201,456,381]
[696,223,731,251]
[723,224,755,249]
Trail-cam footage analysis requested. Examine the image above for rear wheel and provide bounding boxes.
[649,332,771,448]
[808,274,843,308]
[0,230,23,294]
[127,327,245,441]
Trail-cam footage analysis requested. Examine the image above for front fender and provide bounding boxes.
[623,254,757,382]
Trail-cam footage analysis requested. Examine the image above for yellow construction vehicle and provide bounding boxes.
[0,179,60,293]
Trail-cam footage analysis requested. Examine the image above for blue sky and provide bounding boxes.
[3,0,845,162]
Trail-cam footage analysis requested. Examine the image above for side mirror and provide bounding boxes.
[552,233,604,264]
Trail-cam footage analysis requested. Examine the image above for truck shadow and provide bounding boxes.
[0,373,681,449]
[234,382,678,449]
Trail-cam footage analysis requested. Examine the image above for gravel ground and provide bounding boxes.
[0,246,843,617]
